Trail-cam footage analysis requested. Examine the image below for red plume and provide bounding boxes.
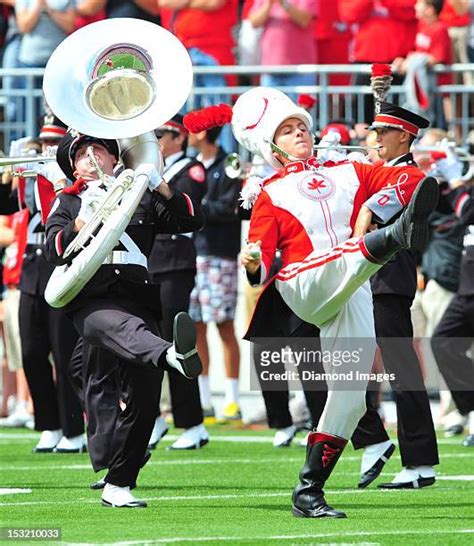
[370,64,393,111]
[371,64,392,78]
[297,94,317,109]
[183,104,233,134]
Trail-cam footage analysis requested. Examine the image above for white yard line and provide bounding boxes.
[437,475,474,481]
[0,487,453,507]
[62,529,474,546]
[0,432,468,445]
[0,488,32,495]
[2,452,474,473]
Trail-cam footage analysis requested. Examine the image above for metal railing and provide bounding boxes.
[0,63,473,152]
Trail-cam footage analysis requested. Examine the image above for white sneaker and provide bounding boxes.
[169,424,209,450]
[54,434,87,453]
[148,416,169,449]
[101,483,147,508]
[33,429,62,452]
[273,425,296,447]
[0,407,32,428]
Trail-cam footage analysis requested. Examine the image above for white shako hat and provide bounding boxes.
[231,87,313,169]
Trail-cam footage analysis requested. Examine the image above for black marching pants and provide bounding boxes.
[72,297,168,487]
[352,294,439,467]
[431,294,474,415]
[153,271,203,429]
[19,292,83,437]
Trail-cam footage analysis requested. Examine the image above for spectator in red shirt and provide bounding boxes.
[440,0,472,82]
[340,0,417,121]
[314,0,351,86]
[393,0,453,122]
[74,0,106,30]
[394,0,453,80]
[159,0,238,103]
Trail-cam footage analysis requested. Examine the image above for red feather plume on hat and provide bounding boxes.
[183,104,233,134]
[297,94,316,109]
[370,64,393,113]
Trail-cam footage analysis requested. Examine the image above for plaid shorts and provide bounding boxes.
[189,256,238,324]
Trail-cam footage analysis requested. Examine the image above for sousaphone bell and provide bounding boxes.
[43,18,193,308]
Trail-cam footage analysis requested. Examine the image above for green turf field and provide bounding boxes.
[0,426,473,545]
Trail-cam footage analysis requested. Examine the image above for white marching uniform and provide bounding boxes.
[247,157,424,438]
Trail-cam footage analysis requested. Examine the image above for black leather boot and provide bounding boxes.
[292,432,348,518]
[363,176,439,262]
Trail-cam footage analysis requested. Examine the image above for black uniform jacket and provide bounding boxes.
[193,147,242,259]
[148,154,207,275]
[447,185,474,296]
[370,153,419,298]
[44,181,204,313]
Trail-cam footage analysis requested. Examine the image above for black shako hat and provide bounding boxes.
[56,130,120,181]
[369,102,430,137]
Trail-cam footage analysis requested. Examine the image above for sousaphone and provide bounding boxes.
[43,18,193,308]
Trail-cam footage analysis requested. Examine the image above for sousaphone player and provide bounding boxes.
[43,18,203,508]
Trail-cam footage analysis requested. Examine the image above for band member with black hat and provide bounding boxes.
[351,101,439,490]
[45,129,204,508]
[0,122,85,454]
[147,114,209,450]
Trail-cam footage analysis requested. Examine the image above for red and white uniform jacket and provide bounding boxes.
[248,157,425,285]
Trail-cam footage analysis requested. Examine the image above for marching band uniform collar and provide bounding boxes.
[164,151,185,168]
[385,153,415,167]
[283,157,343,175]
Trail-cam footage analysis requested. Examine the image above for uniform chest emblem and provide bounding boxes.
[297,172,335,202]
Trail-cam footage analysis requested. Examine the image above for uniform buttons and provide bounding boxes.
[35,248,42,256]
[114,269,120,275]
[138,220,144,225]
[144,279,149,284]
[171,235,178,240]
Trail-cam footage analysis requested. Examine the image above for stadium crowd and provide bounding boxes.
[0,0,473,511]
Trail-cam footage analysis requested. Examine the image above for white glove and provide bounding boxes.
[9,136,32,158]
[434,140,463,185]
[135,163,163,192]
[347,151,371,164]
[37,161,67,187]
[316,132,347,164]
[77,185,107,223]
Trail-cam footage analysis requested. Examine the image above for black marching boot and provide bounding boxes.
[292,432,348,518]
[363,176,439,262]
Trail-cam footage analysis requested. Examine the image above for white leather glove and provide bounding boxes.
[77,185,107,223]
[135,163,163,191]
[316,132,347,164]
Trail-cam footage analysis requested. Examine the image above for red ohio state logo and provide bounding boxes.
[297,172,335,202]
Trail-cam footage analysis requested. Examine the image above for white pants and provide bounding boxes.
[275,238,380,439]
[3,288,22,372]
